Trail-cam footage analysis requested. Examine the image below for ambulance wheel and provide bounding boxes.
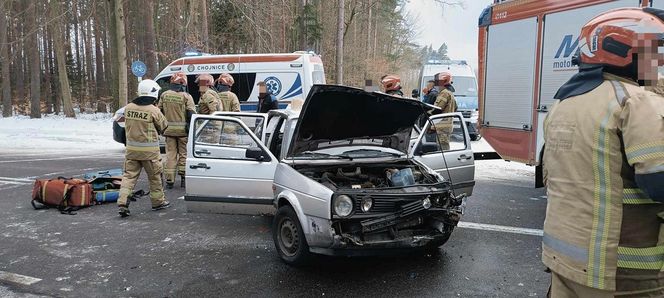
[273,205,311,266]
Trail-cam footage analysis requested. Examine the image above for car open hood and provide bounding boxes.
[288,85,431,157]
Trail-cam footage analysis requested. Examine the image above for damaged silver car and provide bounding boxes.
[185,85,475,265]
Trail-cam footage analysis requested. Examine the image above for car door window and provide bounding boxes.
[193,118,261,160]
[419,115,467,154]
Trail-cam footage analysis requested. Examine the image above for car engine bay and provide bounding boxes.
[296,162,443,191]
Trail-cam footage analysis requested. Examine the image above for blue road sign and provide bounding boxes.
[131,61,147,78]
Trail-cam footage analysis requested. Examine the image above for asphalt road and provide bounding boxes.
[0,147,548,298]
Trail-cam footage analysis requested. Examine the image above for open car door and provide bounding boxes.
[411,112,476,197]
[185,114,277,215]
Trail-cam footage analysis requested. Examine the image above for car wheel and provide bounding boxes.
[470,134,481,141]
[273,205,311,266]
[425,226,455,253]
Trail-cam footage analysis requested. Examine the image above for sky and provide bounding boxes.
[405,0,493,71]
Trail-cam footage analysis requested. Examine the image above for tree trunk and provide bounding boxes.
[28,1,41,118]
[144,0,158,78]
[51,0,75,118]
[335,0,345,85]
[107,0,119,111]
[94,2,106,112]
[15,1,25,111]
[201,0,208,52]
[0,0,12,117]
[42,9,53,115]
[114,0,128,107]
[85,17,95,108]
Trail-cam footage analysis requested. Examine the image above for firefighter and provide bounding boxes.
[118,79,170,217]
[431,72,457,151]
[196,73,222,114]
[216,73,241,112]
[158,72,196,189]
[380,75,404,96]
[543,8,664,296]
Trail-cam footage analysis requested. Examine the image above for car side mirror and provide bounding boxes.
[246,147,269,162]
[411,89,420,98]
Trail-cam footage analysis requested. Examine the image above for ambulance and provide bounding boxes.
[477,0,663,187]
[154,51,326,111]
[419,60,480,141]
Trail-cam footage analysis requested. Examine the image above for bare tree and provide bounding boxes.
[27,0,41,118]
[0,0,11,117]
[51,0,75,117]
[335,0,345,85]
[113,0,128,107]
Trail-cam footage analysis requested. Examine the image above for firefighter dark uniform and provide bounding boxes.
[118,80,169,217]
[543,8,664,296]
[432,72,457,151]
[158,72,196,188]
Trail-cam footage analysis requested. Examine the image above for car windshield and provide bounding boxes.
[453,76,478,97]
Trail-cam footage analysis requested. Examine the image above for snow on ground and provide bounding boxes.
[0,113,125,154]
[471,139,536,188]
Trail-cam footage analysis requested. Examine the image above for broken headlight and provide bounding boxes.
[333,195,353,217]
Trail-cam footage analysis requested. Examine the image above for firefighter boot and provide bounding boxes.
[181,176,185,188]
[152,201,171,211]
[166,182,174,189]
[118,205,130,217]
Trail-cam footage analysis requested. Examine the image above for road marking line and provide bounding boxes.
[458,221,544,237]
[0,177,33,183]
[0,271,42,285]
[0,154,123,164]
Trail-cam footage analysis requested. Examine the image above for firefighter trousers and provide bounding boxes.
[549,271,664,298]
[164,136,187,183]
[118,159,166,208]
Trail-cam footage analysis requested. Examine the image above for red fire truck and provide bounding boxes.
[477,0,663,187]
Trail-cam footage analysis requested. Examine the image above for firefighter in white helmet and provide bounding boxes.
[118,79,170,217]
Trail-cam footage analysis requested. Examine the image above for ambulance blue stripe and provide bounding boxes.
[281,75,303,99]
[239,103,289,112]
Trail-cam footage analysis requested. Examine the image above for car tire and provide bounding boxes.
[470,134,481,141]
[273,205,312,266]
[424,226,455,253]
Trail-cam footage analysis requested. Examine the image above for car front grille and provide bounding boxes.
[353,196,424,215]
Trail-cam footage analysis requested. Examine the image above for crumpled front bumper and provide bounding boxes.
[313,196,464,256]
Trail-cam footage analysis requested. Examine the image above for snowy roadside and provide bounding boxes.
[0,114,125,155]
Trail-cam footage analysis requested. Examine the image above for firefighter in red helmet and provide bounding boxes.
[543,8,664,296]
[380,75,404,97]
[158,72,196,189]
